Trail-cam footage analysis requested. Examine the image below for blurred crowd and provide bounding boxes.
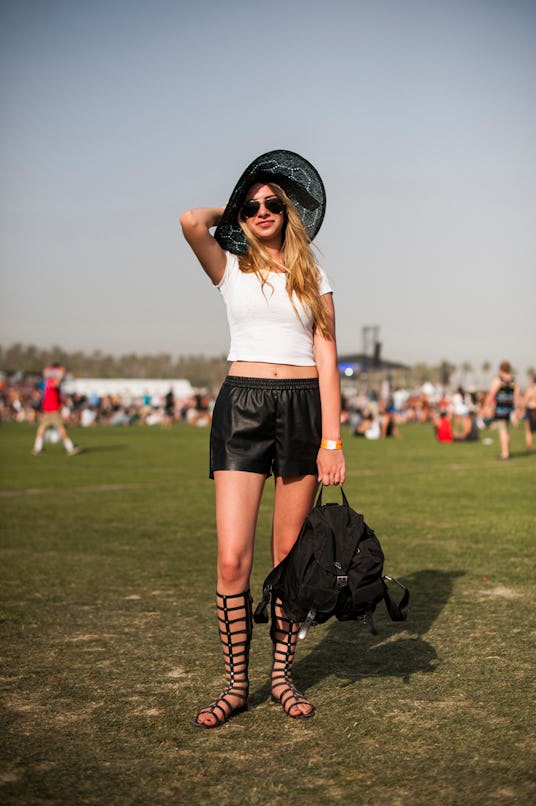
[342,386,486,440]
[2,372,534,453]
[343,375,535,453]
[0,374,214,428]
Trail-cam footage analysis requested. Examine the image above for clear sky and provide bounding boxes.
[1,0,535,379]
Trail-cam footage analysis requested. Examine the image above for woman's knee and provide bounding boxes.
[217,553,251,587]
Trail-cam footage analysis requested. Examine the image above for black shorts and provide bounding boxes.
[210,376,321,479]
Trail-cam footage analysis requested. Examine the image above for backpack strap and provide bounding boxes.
[364,609,378,635]
[315,484,350,508]
[382,576,410,622]
[253,583,271,623]
[253,555,290,623]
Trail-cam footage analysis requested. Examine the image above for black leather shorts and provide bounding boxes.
[210,375,321,478]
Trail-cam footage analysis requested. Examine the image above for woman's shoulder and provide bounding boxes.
[316,264,333,294]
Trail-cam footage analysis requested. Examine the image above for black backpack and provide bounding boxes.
[254,486,409,639]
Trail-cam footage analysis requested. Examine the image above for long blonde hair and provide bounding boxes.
[237,183,332,338]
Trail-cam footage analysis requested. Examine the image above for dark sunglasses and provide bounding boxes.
[240,195,286,219]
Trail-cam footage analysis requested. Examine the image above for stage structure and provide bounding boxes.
[338,326,408,379]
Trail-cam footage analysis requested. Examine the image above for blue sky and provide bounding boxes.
[1,0,535,378]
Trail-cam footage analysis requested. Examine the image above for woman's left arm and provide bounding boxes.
[314,293,346,486]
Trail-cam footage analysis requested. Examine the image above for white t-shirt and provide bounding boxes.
[217,251,333,366]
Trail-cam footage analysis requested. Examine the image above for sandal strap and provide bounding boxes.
[272,678,314,717]
[194,590,252,729]
[195,684,249,727]
[270,598,315,719]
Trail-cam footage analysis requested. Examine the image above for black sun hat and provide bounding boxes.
[214,149,326,255]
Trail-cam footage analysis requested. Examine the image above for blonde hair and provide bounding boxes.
[237,183,332,338]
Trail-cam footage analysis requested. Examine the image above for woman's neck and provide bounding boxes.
[265,242,283,259]
[264,244,285,271]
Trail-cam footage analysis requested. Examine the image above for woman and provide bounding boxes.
[180,150,345,728]
[483,360,520,460]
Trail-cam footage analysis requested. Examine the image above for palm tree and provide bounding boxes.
[481,361,491,389]
[411,363,431,385]
[438,360,456,387]
[460,362,473,386]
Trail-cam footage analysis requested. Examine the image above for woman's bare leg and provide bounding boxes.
[194,470,265,728]
[271,475,318,565]
[214,470,266,593]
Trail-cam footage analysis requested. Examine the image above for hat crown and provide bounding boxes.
[215,149,326,255]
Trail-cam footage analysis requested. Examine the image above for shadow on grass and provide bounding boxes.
[403,568,465,636]
[250,569,463,703]
[506,450,533,461]
[76,444,129,453]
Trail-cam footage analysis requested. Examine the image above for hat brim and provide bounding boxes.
[214,149,326,255]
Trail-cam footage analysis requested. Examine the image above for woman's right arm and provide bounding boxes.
[179,207,227,285]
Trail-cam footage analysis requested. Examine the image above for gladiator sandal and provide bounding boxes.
[270,598,315,720]
[193,590,252,729]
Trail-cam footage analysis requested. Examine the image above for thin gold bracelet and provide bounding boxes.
[320,438,343,450]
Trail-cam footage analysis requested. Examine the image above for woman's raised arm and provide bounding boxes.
[180,207,227,285]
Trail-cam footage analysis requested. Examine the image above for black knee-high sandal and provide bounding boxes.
[270,598,315,720]
[193,590,252,729]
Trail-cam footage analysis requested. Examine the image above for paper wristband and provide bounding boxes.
[320,439,343,450]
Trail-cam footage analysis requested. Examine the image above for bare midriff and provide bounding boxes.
[229,361,318,380]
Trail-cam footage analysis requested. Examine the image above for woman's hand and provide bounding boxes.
[317,447,346,486]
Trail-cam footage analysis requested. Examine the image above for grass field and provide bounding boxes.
[1,420,534,805]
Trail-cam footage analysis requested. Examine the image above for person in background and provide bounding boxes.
[451,387,470,439]
[180,150,345,729]
[164,387,175,427]
[522,375,536,453]
[453,411,479,442]
[435,410,453,443]
[32,363,81,456]
[483,361,520,460]
[378,398,400,438]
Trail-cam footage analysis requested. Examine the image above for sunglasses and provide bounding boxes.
[240,195,286,219]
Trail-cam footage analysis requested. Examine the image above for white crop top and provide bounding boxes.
[216,251,333,366]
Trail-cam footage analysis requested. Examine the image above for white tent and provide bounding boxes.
[63,378,194,402]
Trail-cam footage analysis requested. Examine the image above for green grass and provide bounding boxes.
[1,421,534,805]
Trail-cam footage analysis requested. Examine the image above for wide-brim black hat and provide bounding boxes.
[214,149,326,255]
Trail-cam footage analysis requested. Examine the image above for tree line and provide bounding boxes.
[1,343,534,391]
[0,343,229,389]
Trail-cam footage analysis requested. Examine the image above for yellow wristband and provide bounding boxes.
[320,438,343,450]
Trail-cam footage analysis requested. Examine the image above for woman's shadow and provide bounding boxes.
[251,568,463,703]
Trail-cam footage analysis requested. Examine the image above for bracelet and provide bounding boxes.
[320,438,343,450]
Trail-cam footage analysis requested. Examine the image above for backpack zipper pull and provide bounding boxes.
[298,608,317,640]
